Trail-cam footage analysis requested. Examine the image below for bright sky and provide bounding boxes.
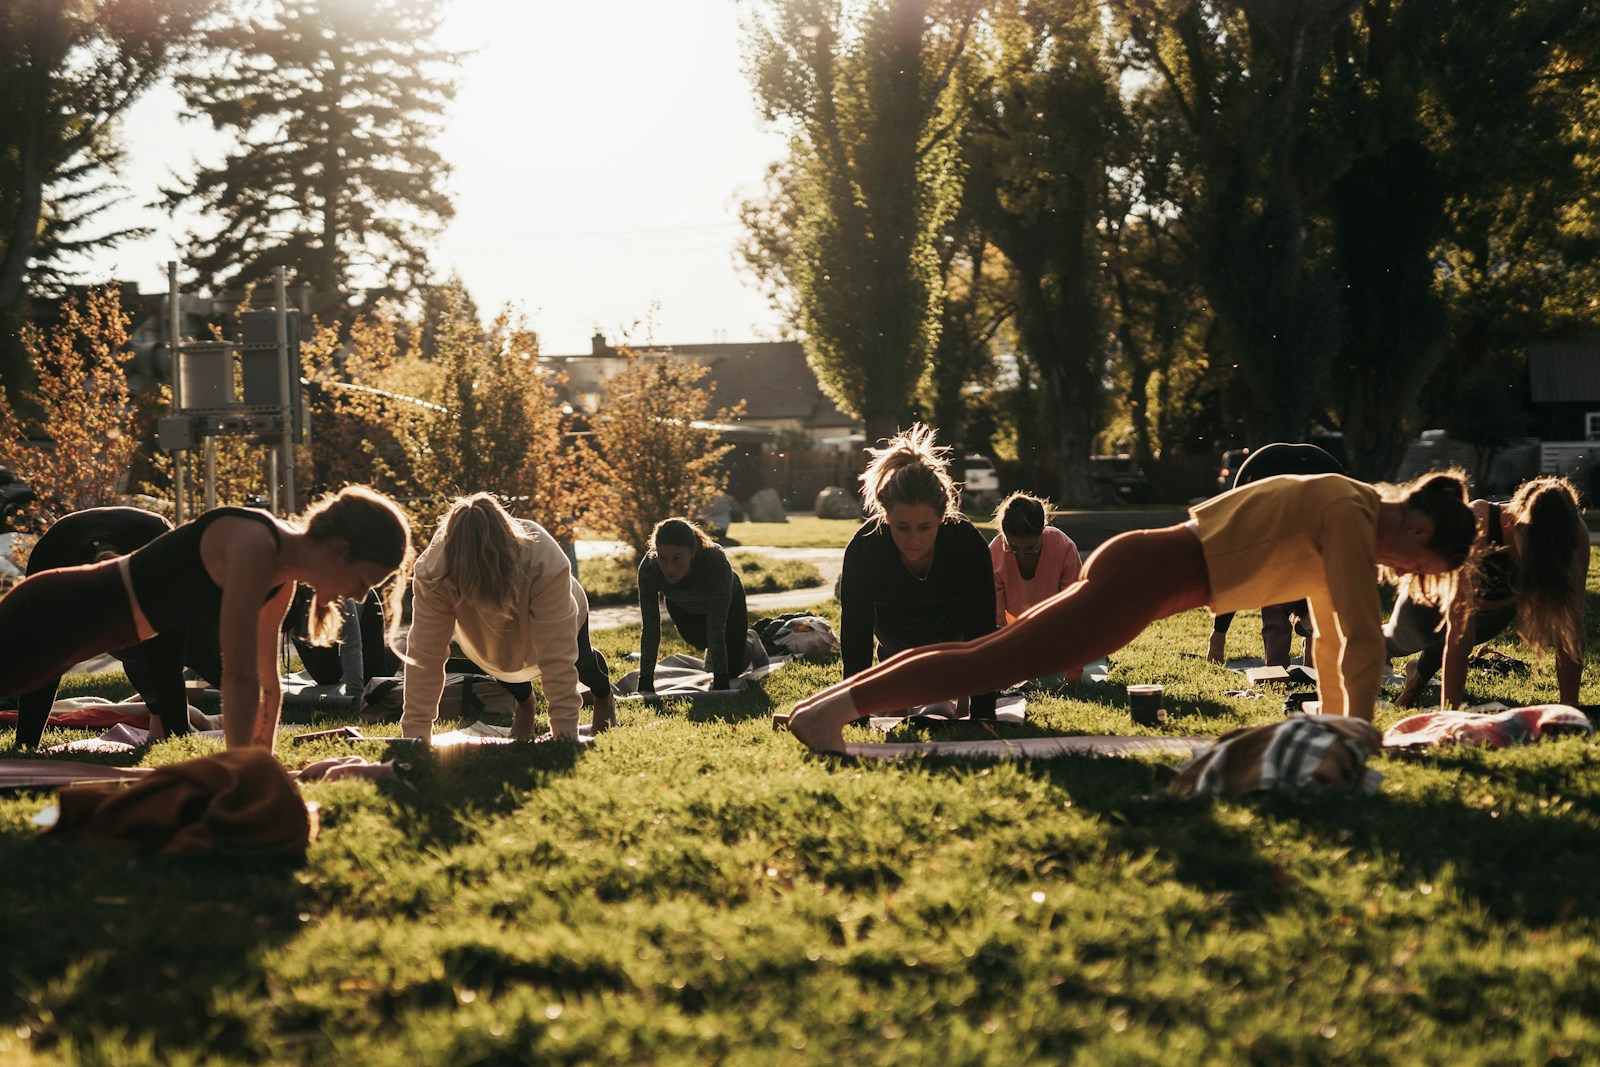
[80,0,791,355]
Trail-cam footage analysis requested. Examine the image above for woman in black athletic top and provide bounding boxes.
[1387,475,1589,708]
[0,485,412,749]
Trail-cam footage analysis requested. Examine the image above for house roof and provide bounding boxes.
[545,340,856,426]
[1529,342,1600,403]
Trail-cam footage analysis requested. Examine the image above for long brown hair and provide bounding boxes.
[298,485,414,647]
[1379,469,1476,609]
[1508,475,1586,663]
[858,423,960,526]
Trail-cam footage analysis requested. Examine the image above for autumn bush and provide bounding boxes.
[0,287,145,530]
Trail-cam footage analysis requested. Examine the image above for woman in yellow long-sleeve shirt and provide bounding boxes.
[787,472,1477,752]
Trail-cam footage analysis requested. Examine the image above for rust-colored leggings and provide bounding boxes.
[844,524,1211,716]
[0,557,141,703]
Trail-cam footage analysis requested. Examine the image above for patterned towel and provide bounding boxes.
[1382,705,1593,749]
[1168,715,1385,798]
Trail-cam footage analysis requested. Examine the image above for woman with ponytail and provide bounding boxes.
[400,494,614,741]
[1388,474,1589,708]
[789,470,1477,752]
[837,424,998,718]
[0,486,412,750]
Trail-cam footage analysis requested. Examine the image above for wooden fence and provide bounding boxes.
[757,450,868,510]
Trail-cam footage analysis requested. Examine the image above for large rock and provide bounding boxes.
[814,485,863,520]
[745,488,789,523]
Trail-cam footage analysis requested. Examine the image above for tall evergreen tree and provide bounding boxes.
[0,0,211,394]
[168,0,459,301]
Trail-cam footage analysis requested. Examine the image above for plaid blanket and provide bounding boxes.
[1168,715,1385,798]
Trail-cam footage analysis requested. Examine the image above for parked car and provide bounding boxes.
[1090,455,1148,503]
[962,454,999,493]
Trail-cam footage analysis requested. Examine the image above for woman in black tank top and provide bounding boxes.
[1387,475,1588,709]
[0,485,412,751]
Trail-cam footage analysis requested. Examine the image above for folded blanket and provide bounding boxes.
[45,748,316,856]
[1383,705,1593,749]
[1167,715,1385,798]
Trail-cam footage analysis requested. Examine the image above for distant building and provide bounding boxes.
[540,334,858,447]
[1528,341,1600,442]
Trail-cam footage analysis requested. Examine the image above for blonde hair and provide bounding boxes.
[298,485,413,647]
[1508,475,1586,664]
[859,423,960,526]
[431,493,535,621]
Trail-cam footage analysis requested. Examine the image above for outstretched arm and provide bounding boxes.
[215,520,290,748]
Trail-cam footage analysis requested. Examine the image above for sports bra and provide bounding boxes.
[124,507,284,634]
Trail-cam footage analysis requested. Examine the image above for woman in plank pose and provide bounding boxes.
[1388,474,1589,708]
[837,423,997,718]
[0,486,412,749]
[401,493,614,741]
[788,471,1477,752]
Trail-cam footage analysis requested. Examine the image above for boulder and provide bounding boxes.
[814,485,863,520]
[745,488,789,523]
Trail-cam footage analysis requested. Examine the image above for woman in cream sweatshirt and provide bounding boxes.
[400,494,613,741]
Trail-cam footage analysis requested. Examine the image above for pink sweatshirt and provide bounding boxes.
[990,526,1082,626]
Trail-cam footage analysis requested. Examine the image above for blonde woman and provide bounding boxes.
[400,494,613,741]
[790,472,1478,751]
[0,486,412,749]
[838,423,998,717]
[1388,474,1590,708]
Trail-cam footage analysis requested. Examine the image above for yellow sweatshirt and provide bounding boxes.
[1190,474,1384,720]
[401,519,584,739]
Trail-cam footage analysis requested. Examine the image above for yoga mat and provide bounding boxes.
[841,735,1212,760]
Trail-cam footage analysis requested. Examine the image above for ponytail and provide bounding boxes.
[1510,476,1586,663]
[859,423,960,525]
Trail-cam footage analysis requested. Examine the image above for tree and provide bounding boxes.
[743,0,982,444]
[965,0,1121,506]
[581,353,739,559]
[168,0,459,301]
[0,288,144,529]
[1112,0,1358,447]
[301,284,589,537]
[0,0,212,394]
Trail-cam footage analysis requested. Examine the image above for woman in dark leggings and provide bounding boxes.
[0,486,412,749]
[788,472,1477,752]
[636,518,749,692]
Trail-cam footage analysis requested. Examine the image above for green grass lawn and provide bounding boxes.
[4,576,1600,1063]
[580,553,824,608]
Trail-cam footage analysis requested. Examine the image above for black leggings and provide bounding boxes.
[1,559,144,746]
[1386,596,1518,686]
[448,619,612,703]
[665,581,750,682]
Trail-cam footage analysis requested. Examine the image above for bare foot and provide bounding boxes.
[787,687,860,753]
[1207,631,1226,664]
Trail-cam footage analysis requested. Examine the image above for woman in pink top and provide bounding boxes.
[990,493,1081,626]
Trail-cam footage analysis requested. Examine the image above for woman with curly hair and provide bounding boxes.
[1388,474,1589,708]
